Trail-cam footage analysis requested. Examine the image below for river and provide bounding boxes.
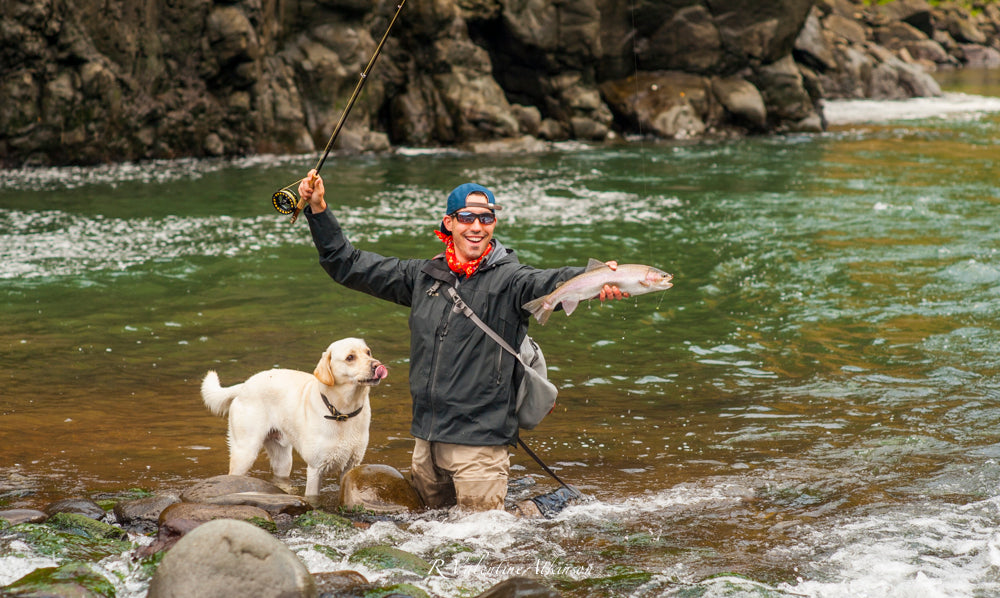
[2,70,1000,596]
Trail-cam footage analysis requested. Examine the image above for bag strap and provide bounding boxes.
[443,286,580,498]
[443,286,525,366]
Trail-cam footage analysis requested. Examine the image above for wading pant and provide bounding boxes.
[411,439,509,511]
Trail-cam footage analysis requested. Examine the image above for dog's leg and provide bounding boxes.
[227,428,261,477]
[264,435,293,491]
[304,465,324,498]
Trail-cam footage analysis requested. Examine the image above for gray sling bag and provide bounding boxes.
[444,286,557,430]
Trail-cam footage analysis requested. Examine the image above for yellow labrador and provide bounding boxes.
[201,338,387,497]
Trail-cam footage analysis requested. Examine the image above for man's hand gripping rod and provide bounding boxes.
[272,0,407,223]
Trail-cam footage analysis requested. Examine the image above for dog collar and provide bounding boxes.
[321,393,364,421]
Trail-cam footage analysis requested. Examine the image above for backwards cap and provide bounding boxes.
[445,183,503,214]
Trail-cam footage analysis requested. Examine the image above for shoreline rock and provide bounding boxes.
[0,0,997,167]
[1,471,565,598]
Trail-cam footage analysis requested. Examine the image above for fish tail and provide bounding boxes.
[522,296,554,325]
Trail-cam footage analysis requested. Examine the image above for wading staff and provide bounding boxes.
[272,0,407,223]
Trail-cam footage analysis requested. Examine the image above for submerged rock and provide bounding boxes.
[147,519,316,598]
[46,512,128,541]
[313,570,370,595]
[348,545,432,576]
[474,576,561,598]
[3,562,116,598]
[5,519,133,562]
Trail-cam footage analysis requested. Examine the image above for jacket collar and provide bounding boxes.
[424,240,516,284]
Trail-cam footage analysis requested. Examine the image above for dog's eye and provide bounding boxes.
[345,354,355,362]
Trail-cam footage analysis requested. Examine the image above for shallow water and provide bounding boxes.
[3,71,1000,596]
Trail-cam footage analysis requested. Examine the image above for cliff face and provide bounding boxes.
[0,0,994,167]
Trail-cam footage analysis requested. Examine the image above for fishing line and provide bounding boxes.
[629,0,654,265]
[271,0,407,223]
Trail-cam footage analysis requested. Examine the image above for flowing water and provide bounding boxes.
[2,70,1000,596]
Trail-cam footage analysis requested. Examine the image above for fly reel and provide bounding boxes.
[272,188,298,215]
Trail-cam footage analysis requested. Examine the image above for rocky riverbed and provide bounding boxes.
[0,471,580,598]
[2,0,998,167]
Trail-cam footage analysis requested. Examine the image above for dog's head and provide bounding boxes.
[313,338,388,388]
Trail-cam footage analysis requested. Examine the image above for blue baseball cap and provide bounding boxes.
[445,183,503,214]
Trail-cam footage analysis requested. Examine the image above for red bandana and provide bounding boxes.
[435,230,493,278]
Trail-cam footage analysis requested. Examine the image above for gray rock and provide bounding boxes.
[600,71,711,140]
[712,76,767,129]
[0,509,47,525]
[752,54,816,122]
[113,493,182,532]
[824,13,868,45]
[45,497,105,520]
[795,8,838,71]
[179,475,287,503]
[147,519,316,598]
[960,44,1000,68]
[204,491,312,517]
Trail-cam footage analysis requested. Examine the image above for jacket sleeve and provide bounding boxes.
[305,206,420,307]
[512,263,586,316]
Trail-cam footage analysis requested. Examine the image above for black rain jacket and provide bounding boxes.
[306,206,583,446]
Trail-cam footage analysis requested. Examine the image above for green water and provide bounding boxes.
[2,75,1000,596]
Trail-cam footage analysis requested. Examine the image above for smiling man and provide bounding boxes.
[298,171,624,511]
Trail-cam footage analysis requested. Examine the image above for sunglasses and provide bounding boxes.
[450,211,496,225]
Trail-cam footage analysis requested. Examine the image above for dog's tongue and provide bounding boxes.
[374,364,388,380]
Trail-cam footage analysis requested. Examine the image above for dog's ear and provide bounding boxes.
[313,350,336,387]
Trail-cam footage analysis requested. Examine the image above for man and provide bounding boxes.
[298,170,625,511]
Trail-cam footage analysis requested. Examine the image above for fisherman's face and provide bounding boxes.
[443,198,496,263]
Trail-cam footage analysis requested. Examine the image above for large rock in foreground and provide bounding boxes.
[147,518,316,598]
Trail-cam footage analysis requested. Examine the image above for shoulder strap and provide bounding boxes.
[443,286,524,364]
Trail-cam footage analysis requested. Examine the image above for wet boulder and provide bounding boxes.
[712,76,767,130]
[474,576,560,598]
[147,519,316,598]
[0,509,47,525]
[46,512,127,541]
[313,570,369,595]
[203,491,312,517]
[339,464,424,514]
[600,71,711,140]
[138,502,274,556]
[348,545,431,576]
[113,492,181,533]
[44,497,105,520]
[179,474,287,502]
[2,562,116,598]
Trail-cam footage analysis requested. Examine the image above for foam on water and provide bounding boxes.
[777,495,1000,597]
[0,180,680,280]
[823,92,1000,125]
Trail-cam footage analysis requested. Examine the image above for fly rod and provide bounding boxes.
[272,0,407,223]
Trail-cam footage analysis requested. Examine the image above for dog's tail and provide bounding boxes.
[201,371,241,416]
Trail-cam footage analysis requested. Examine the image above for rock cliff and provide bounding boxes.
[1,0,997,167]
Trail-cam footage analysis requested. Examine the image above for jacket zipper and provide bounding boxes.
[426,289,457,440]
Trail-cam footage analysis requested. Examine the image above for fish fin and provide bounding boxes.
[522,296,553,325]
[563,299,580,316]
[585,258,606,271]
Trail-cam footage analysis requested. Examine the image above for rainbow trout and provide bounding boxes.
[523,259,673,325]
